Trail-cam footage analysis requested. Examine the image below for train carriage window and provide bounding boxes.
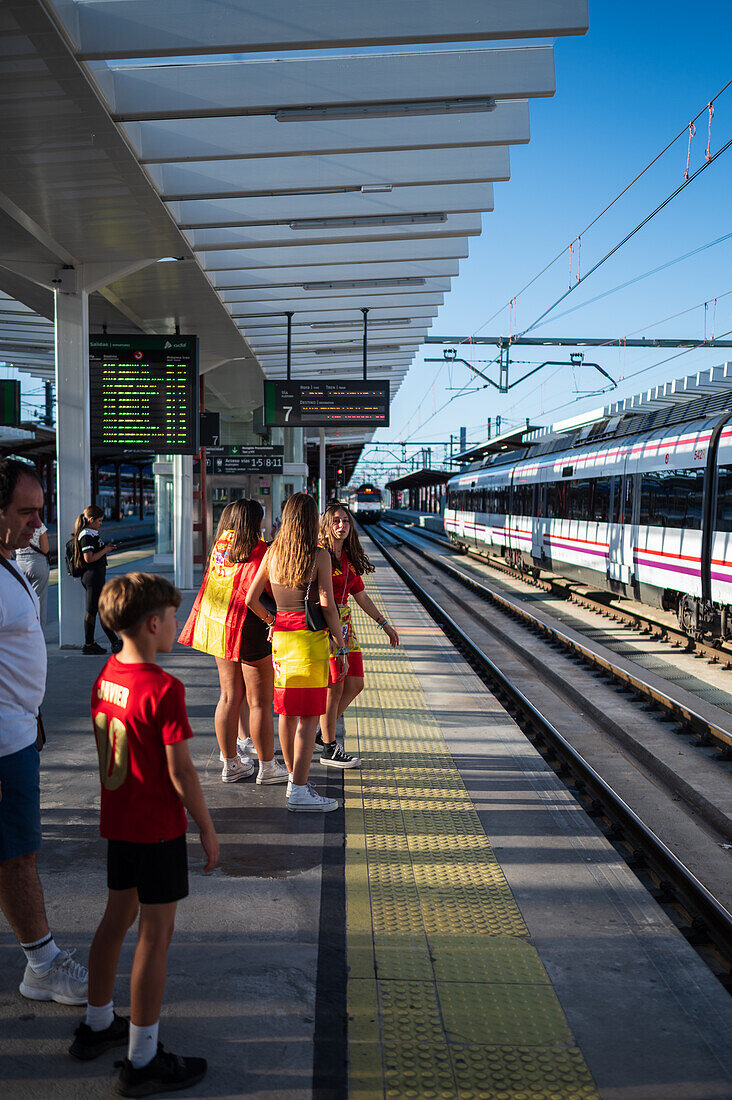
[639,467,704,528]
[610,476,621,524]
[593,477,611,522]
[716,465,732,531]
[622,476,634,524]
[567,479,593,520]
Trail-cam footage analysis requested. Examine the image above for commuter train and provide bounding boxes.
[445,393,732,640]
[348,483,384,524]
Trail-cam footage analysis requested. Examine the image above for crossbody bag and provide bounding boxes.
[0,555,46,750]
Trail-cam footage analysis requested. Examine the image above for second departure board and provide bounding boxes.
[264,379,389,428]
[90,335,199,453]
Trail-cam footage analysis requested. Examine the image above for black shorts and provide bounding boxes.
[240,610,272,663]
[107,833,188,905]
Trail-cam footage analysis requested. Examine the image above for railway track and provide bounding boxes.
[365,523,732,990]
[392,517,732,667]
[381,521,732,757]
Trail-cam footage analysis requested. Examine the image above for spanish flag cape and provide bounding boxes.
[178,532,267,661]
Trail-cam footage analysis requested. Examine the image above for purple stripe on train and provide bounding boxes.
[633,555,700,578]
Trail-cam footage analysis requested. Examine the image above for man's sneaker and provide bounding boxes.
[20,949,88,1005]
[116,1043,207,1098]
[256,759,289,785]
[320,741,361,769]
[288,783,339,813]
[238,736,257,758]
[221,756,255,783]
[69,1014,129,1061]
[110,637,123,654]
[82,642,106,655]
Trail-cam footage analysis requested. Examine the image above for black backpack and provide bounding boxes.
[65,536,83,578]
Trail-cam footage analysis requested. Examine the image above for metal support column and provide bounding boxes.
[173,455,194,589]
[286,311,293,381]
[319,429,326,513]
[55,286,90,648]
[362,307,369,381]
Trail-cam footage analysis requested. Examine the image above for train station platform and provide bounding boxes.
[3,549,732,1099]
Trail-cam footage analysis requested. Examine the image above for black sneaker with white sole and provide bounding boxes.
[115,1043,207,1097]
[320,741,360,768]
[69,1014,129,1061]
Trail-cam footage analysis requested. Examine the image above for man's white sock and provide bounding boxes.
[86,1000,114,1031]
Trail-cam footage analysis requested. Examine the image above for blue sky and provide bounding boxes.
[355,1,732,481]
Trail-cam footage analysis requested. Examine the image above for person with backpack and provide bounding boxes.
[70,506,121,655]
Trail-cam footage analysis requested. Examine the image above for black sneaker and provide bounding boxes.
[314,727,325,747]
[69,1014,129,1061]
[111,637,123,654]
[320,741,361,769]
[115,1042,207,1097]
[82,642,106,655]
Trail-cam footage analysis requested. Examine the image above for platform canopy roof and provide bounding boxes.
[0,0,588,447]
[385,468,453,491]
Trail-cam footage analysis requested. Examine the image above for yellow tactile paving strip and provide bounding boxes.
[344,575,599,1100]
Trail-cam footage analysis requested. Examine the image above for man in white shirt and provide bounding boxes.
[0,458,87,1004]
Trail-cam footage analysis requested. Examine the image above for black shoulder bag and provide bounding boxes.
[0,556,46,750]
[304,557,328,632]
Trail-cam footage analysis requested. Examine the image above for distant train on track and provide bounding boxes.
[348,483,384,524]
[445,393,732,641]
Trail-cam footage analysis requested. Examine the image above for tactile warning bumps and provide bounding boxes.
[345,573,599,1099]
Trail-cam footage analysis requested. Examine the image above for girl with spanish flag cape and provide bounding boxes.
[317,501,399,769]
[178,499,288,787]
[246,493,348,813]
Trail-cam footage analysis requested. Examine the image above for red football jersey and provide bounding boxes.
[332,551,365,606]
[91,657,193,843]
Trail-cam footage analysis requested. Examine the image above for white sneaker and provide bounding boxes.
[19,949,88,1005]
[219,737,257,764]
[256,760,289,785]
[288,783,339,813]
[221,756,255,783]
[286,775,294,800]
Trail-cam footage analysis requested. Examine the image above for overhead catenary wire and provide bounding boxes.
[465,76,732,344]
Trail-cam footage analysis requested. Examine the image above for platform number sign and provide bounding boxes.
[89,335,199,454]
[264,379,389,428]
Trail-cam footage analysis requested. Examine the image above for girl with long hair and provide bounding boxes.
[179,498,288,786]
[246,492,348,813]
[74,505,121,655]
[317,502,399,766]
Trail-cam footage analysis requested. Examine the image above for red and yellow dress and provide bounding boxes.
[328,551,365,682]
[269,579,329,716]
[178,534,269,661]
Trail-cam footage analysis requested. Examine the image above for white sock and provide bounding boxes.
[259,757,275,770]
[20,934,60,974]
[292,782,306,792]
[86,1000,114,1031]
[128,1021,159,1069]
[224,756,239,766]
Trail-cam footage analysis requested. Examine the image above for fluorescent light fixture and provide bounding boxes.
[302,277,426,291]
[275,98,496,123]
[157,256,185,262]
[308,318,410,329]
[290,213,446,230]
[314,345,403,355]
[360,184,392,194]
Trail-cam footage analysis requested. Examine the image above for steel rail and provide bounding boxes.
[366,523,732,972]
[380,522,732,752]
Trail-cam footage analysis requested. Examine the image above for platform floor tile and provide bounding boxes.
[344,575,598,1099]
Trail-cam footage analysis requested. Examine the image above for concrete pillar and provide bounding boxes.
[173,454,194,588]
[55,287,90,648]
[319,429,326,513]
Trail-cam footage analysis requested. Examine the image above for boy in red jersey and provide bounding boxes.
[69,573,219,1098]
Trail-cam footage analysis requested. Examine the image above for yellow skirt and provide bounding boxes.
[272,628,329,716]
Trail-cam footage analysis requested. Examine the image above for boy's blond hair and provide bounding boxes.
[99,572,181,634]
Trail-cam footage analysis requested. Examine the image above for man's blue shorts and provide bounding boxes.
[0,743,42,862]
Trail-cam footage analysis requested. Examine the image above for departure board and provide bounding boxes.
[264,379,389,428]
[89,335,199,453]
